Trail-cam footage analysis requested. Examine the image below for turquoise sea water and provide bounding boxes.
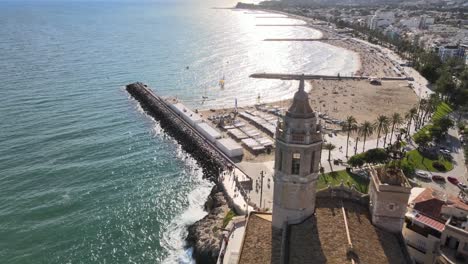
[0,1,358,263]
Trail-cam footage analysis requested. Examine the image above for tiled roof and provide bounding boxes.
[413,198,445,219]
[414,213,445,232]
[237,213,282,264]
[411,188,468,218]
[288,198,406,264]
[238,199,408,264]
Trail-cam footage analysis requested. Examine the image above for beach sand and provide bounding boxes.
[328,39,400,77]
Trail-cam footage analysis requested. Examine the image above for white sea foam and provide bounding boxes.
[160,151,213,264]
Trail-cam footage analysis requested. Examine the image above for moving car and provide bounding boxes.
[432,175,446,182]
[447,176,459,185]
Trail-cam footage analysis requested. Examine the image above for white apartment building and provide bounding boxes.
[369,11,395,30]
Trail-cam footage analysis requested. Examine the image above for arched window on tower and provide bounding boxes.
[292,153,301,175]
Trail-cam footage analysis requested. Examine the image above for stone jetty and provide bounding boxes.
[126,82,228,180]
[126,82,234,264]
[249,72,410,81]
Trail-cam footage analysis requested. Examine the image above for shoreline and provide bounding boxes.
[172,6,430,264]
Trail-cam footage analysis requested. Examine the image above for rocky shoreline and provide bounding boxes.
[186,184,230,264]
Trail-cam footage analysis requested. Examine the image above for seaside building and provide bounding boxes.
[437,45,466,62]
[369,11,395,30]
[231,77,412,264]
[403,188,468,264]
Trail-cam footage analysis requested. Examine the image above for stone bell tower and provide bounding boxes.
[272,76,323,229]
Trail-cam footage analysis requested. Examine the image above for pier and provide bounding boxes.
[126,82,255,212]
[255,24,307,27]
[263,38,341,41]
[249,73,410,81]
[127,83,228,179]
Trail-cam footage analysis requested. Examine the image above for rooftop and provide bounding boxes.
[410,188,468,219]
[238,198,408,264]
[237,213,281,264]
[374,167,411,188]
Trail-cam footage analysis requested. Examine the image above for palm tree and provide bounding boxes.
[416,99,427,129]
[381,120,391,148]
[359,121,375,152]
[323,143,336,161]
[388,113,403,146]
[342,115,358,158]
[421,94,439,124]
[374,115,389,148]
[406,107,417,135]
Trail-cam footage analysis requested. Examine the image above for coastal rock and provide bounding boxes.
[187,185,229,264]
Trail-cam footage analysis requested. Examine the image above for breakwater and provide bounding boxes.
[263,38,340,41]
[126,82,228,180]
[126,82,241,264]
[249,73,410,81]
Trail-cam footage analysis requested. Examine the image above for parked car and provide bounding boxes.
[439,148,451,155]
[447,176,459,185]
[415,170,431,179]
[457,183,468,192]
[432,175,446,182]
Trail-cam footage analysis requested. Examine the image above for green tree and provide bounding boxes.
[374,115,390,148]
[434,116,454,133]
[342,116,358,158]
[416,99,427,129]
[414,131,432,149]
[416,52,442,83]
[323,143,336,161]
[406,107,418,135]
[348,154,365,168]
[436,70,456,100]
[430,125,444,142]
[364,148,389,164]
[359,121,375,152]
[389,113,404,146]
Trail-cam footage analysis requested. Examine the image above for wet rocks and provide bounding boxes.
[186,185,229,264]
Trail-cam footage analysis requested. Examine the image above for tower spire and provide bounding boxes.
[286,74,314,118]
[299,74,305,92]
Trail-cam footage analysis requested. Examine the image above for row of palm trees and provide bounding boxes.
[323,96,440,161]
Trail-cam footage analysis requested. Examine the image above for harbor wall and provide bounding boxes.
[126,82,245,264]
[126,82,226,181]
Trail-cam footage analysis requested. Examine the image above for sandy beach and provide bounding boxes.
[201,79,418,133]
[195,9,423,168]
[328,39,401,77]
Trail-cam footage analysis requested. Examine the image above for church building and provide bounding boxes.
[235,76,412,264]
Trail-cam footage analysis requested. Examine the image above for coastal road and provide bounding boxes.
[412,127,467,195]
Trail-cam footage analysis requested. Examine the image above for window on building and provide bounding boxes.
[310,151,315,173]
[292,153,301,175]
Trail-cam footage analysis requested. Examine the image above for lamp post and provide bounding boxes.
[259,170,265,209]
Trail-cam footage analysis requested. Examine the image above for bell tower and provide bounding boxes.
[272,76,323,229]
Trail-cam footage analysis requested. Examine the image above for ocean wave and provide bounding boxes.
[160,150,213,264]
